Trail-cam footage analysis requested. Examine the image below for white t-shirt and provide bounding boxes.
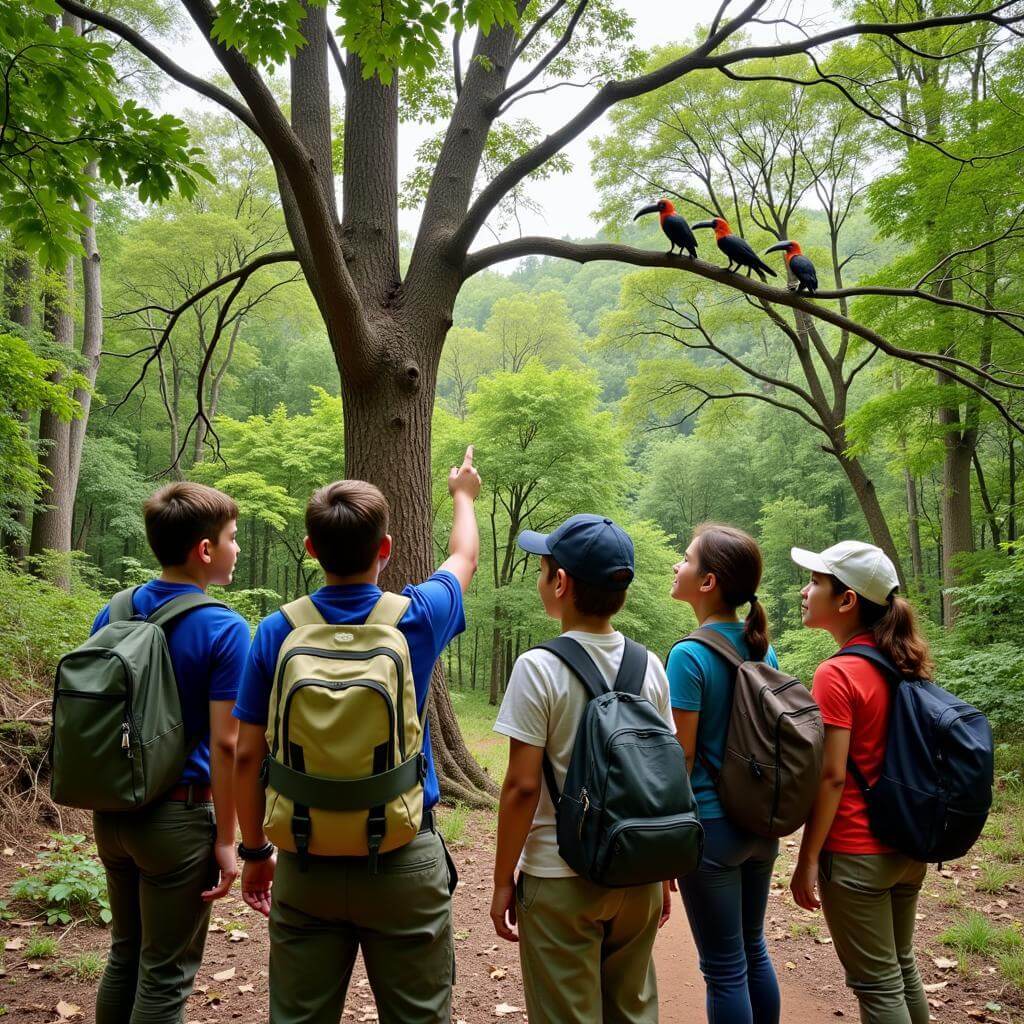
[493,630,675,878]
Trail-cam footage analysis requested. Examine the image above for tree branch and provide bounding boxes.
[53,0,264,139]
[462,237,1024,431]
[512,0,568,60]
[326,29,348,92]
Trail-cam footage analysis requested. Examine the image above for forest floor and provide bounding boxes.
[0,687,1022,1023]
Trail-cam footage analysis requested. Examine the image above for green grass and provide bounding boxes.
[940,911,1023,959]
[24,935,58,959]
[938,881,964,908]
[449,686,507,785]
[62,951,104,981]
[975,862,1019,893]
[436,802,470,845]
[789,921,821,939]
[998,948,1024,990]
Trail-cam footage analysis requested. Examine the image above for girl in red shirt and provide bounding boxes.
[788,541,933,1024]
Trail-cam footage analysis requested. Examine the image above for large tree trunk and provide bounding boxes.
[904,468,924,591]
[938,388,977,625]
[3,253,33,561]
[340,335,498,805]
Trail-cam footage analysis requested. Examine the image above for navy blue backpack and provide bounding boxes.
[837,645,993,863]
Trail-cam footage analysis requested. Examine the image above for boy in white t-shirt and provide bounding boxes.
[490,514,674,1024]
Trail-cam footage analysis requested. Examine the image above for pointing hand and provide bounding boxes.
[448,444,481,501]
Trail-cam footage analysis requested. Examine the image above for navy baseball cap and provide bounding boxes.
[517,514,635,590]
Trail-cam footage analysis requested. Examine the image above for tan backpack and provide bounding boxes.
[262,592,427,869]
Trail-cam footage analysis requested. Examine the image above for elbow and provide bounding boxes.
[503,775,541,804]
[821,768,847,790]
[212,735,238,760]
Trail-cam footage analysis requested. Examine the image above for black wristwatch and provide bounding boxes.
[237,840,275,862]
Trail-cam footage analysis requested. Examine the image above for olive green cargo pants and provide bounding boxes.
[93,799,218,1024]
[268,827,455,1024]
[515,872,662,1024]
[819,852,929,1024]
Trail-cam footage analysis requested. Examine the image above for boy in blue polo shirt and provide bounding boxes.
[232,447,481,1024]
[90,482,250,1024]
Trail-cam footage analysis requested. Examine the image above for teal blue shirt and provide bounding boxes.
[667,622,779,820]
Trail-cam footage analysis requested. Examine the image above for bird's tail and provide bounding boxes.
[756,260,778,277]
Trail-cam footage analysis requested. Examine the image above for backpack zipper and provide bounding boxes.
[272,647,406,759]
[280,678,397,771]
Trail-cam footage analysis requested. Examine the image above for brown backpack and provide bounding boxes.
[685,627,824,838]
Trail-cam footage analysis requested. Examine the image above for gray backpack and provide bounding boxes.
[50,587,224,811]
[684,627,824,838]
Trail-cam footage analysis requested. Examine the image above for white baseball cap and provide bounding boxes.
[790,540,899,606]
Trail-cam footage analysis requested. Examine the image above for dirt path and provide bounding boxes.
[654,895,857,1021]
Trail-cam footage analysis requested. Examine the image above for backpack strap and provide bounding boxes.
[830,644,903,797]
[534,637,609,702]
[280,596,326,629]
[146,592,226,629]
[682,626,745,668]
[613,637,650,697]
[365,592,411,628]
[108,587,139,623]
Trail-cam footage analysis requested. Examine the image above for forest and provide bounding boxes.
[2,0,1024,808]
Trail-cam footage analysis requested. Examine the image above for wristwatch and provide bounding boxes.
[237,840,275,862]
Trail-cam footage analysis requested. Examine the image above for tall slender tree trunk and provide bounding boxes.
[3,252,33,560]
[904,468,924,591]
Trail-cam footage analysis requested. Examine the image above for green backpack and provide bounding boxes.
[261,592,426,871]
[50,587,225,811]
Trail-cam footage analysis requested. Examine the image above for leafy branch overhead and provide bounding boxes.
[0,1,213,265]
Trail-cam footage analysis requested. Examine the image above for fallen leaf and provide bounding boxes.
[55,1000,81,1019]
[212,967,236,982]
[494,1004,523,1017]
[2,847,12,856]
[228,930,248,942]
[489,966,508,980]
[923,981,948,993]
[932,956,957,970]
[785,961,796,970]
[4,937,24,951]
[238,984,254,994]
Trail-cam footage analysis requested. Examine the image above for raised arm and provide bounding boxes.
[438,444,481,593]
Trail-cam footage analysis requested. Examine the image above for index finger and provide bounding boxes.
[462,444,474,467]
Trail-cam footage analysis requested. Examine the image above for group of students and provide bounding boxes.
[76,448,938,1024]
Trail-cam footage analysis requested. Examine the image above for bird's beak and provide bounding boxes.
[765,241,792,254]
[633,204,660,220]
[692,220,716,230]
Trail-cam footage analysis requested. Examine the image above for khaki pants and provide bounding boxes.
[819,852,929,1024]
[93,800,218,1024]
[516,873,662,1024]
[268,827,454,1024]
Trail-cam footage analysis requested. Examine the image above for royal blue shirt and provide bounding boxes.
[233,571,466,810]
[667,622,779,820]
[91,580,252,786]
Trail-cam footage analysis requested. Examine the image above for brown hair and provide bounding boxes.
[143,482,238,567]
[543,556,630,618]
[306,480,389,577]
[827,577,934,677]
[693,523,769,660]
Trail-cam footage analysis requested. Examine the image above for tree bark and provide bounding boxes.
[3,252,33,560]
[904,468,924,590]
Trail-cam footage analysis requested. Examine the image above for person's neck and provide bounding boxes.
[830,621,869,648]
[560,606,616,635]
[692,597,738,628]
[159,566,209,591]
[323,567,380,587]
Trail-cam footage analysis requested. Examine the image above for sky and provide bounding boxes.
[158,0,830,245]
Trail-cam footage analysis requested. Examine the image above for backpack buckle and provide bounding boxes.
[291,812,311,872]
[366,810,387,875]
[259,756,271,787]
[418,752,428,783]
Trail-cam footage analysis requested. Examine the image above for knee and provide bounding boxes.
[700,944,749,987]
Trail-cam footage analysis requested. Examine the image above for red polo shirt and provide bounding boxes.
[812,633,895,855]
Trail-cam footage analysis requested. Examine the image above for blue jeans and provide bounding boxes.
[679,817,781,1024]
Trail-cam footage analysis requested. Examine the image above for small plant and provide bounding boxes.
[63,951,105,981]
[25,934,58,959]
[998,948,1024,990]
[9,834,110,925]
[941,911,1023,959]
[976,862,1018,893]
[938,881,964,908]
[789,921,821,939]
[437,802,470,846]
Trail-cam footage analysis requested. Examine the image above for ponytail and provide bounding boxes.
[828,577,933,677]
[743,596,770,662]
[694,523,770,660]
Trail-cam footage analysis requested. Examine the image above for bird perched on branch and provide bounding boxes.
[633,199,698,259]
[765,240,818,294]
[692,217,778,281]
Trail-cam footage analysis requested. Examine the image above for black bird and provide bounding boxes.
[692,217,778,281]
[765,240,818,294]
[633,199,698,259]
